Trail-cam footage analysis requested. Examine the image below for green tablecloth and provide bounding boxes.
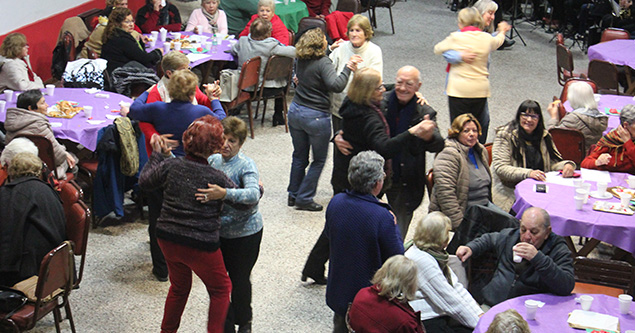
[276,0,309,32]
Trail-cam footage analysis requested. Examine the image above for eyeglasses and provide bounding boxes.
[375,83,385,91]
[123,20,135,24]
[520,112,539,120]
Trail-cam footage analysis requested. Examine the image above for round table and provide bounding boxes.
[0,88,132,151]
[588,39,635,69]
[474,294,635,332]
[147,31,234,67]
[563,94,635,135]
[512,172,635,255]
[276,0,310,32]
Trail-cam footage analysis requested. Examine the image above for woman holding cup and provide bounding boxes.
[186,0,228,35]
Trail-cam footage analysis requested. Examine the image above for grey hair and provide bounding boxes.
[413,211,451,250]
[485,309,531,333]
[258,0,275,10]
[348,151,385,194]
[371,255,418,302]
[620,104,635,125]
[1,138,39,167]
[7,152,42,179]
[523,206,551,228]
[568,81,598,111]
[472,0,498,32]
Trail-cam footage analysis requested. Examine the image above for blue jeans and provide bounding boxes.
[287,102,332,205]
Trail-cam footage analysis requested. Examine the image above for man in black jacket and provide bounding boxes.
[456,207,575,306]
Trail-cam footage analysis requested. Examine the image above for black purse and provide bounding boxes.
[0,286,28,320]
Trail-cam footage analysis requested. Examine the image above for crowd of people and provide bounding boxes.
[1,0,635,332]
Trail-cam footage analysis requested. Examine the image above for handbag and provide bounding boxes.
[219,68,241,102]
[0,286,27,320]
[62,59,108,89]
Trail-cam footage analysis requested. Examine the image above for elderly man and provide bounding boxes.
[325,151,404,333]
[456,207,575,306]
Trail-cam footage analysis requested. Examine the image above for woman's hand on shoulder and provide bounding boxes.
[415,92,429,106]
[329,39,344,51]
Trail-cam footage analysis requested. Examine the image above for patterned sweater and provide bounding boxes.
[139,152,236,251]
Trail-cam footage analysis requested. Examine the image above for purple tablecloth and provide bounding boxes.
[474,294,635,332]
[147,31,234,67]
[588,39,635,69]
[512,172,635,254]
[564,94,635,134]
[0,88,132,151]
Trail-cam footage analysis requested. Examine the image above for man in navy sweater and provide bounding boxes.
[325,151,404,333]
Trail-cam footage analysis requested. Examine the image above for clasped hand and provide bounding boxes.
[150,133,178,156]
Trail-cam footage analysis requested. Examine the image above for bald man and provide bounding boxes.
[456,207,575,306]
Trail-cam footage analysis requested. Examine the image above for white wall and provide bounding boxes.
[0,0,91,35]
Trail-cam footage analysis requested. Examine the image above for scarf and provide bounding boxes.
[596,128,631,168]
[518,127,544,171]
[371,100,393,177]
[446,25,482,73]
[468,148,479,169]
[423,247,453,286]
[202,7,220,32]
[22,58,35,82]
[156,76,199,105]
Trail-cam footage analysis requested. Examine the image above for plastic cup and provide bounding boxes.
[621,194,633,207]
[163,43,171,54]
[575,195,585,210]
[628,175,635,189]
[84,105,93,118]
[4,89,13,102]
[513,251,522,263]
[525,300,539,320]
[579,295,593,311]
[203,41,212,51]
[0,100,6,113]
[159,29,167,42]
[620,294,633,314]
[46,84,55,96]
[149,39,156,48]
[197,25,204,34]
[597,181,608,196]
[173,41,182,51]
[573,179,583,188]
[170,32,181,39]
[151,31,159,41]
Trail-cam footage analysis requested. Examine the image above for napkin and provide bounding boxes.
[187,53,211,62]
[567,310,618,332]
[105,114,120,120]
[87,120,106,125]
[50,122,63,128]
[84,88,100,94]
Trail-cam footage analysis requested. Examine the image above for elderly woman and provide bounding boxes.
[581,104,635,174]
[186,0,228,34]
[348,255,426,333]
[434,8,509,143]
[195,116,263,333]
[547,81,608,149]
[287,28,358,212]
[405,212,484,332]
[0,138,39,186]
[139,116,234,333]
[429,114,492,230]
[101,7,163,75]
[329,14,383,130]
[136,0,182,33]
[326,151,404,333]
[0,152,66,287]
[4,89,77,179]
[238,0,290,45]
[486,309,531,333]
[0,33,44,92]
[123,69,223,281]
[492,100,575,212]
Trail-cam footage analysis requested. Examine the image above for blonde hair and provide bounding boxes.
[296,28,326,59]
[448,113,482,138]
[370,255,418,302]
[413,212,451,250]
[486,309,531,333]
[161,51,190,73]
[168,70,199,102]
[347,67,381,106]
[347,14,373,41]
[0,33,27,59]
[7,152,42,180]
[458,7,484,29]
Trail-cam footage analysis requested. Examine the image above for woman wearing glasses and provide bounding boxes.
[492,100,575,212]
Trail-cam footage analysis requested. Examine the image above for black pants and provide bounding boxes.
[222,229,263,331]
[448,96,488,144]
[147,189,167,277]
[333,312,348,333]
[385,182,415,239]
[422,316,473,333]
[303,227,329,279]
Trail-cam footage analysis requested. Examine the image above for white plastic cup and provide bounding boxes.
[0,100,6,113]
[621,194,633,207]
[170,32,181,39]
[513,251,522,263]
[597,181,608,196]
[575,195,585,210]
[619,294,633,315]
[173,42,182,51]
[84,105,93,118]
[149,39,157,48]
[525,300,539,320]
[203,41,212,51]
[151,31,159,41]
[197,25,204,34]
[573,179,583,188]
[163,43,171,54]
[628,175,635,189]
[580,295,593,311]
[4,89,13,102]
[159,29,167,42]
[46,84,55,96]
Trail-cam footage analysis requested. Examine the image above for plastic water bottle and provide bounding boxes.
[211,33,219,53]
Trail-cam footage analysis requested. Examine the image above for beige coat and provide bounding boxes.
[429,138,491,229]
[433,30,505,98]
[0,56,43,92]
[546,108,608,149]
[492,124,574,212]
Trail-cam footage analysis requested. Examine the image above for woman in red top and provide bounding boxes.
[238,0,290,45]
[581,104,635,174]
[136,0,182,33]
[348,255,426,333]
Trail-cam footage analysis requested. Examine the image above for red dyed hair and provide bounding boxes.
[182,115,224,158]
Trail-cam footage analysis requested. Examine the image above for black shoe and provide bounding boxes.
[498,38,515,50]
[450,2,458,11]
[301,273,327,285]
[152,269,168,282]
[288,195,296,207]
[295,201,323,211]
[272,113,285,127]
[237,323,252,333]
